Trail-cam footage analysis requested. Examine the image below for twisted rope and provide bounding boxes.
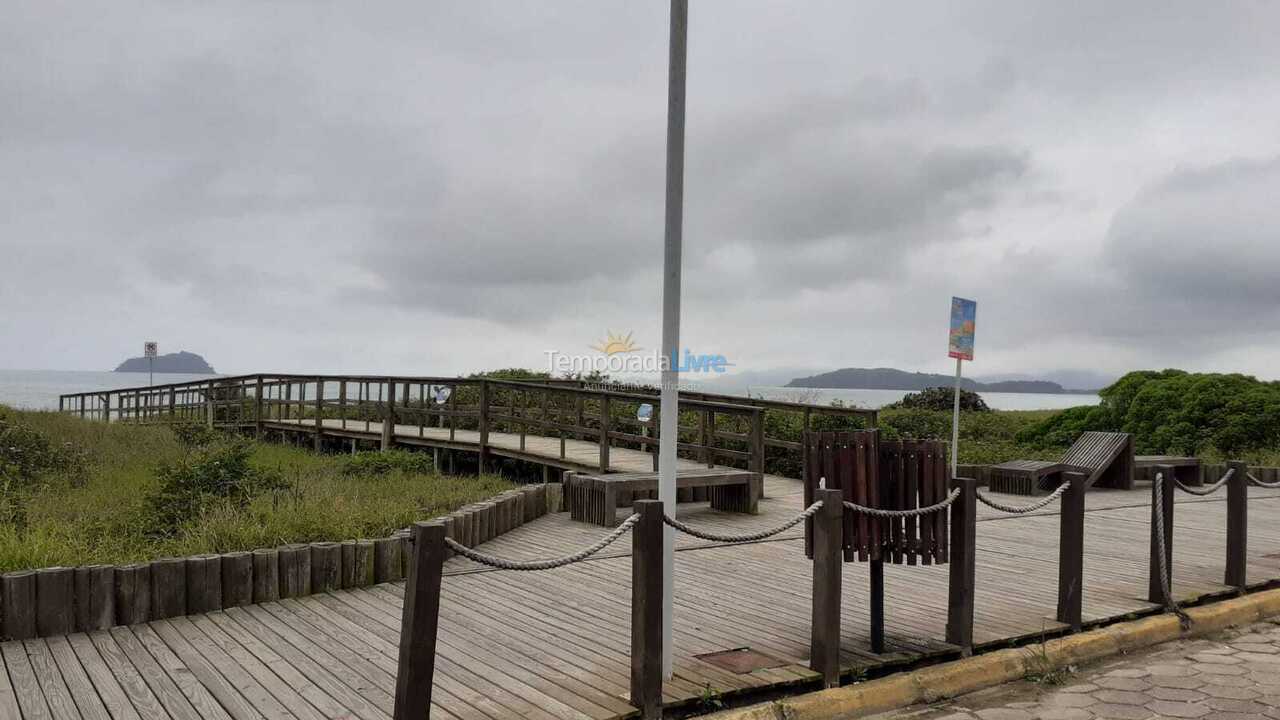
[1153,473,1192,628]
[843,488,961,517]
[1174,468,1232,496]
[975,481,1070,514]
[1248,472,1280,489]
[444,513,640,570]
[663,501,824,543]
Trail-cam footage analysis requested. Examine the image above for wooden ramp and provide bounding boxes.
[266,417,728,474]
[4,476,1280,719]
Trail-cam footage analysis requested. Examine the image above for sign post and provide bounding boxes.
[144,341,158,387]
[657,0,688,680]
[947,298,976,479]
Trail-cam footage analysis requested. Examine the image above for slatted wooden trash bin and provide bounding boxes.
[803,430,949,653]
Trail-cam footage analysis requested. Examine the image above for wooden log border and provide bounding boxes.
[0,482,551,638]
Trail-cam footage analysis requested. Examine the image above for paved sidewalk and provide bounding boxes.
[871,618,1280,720]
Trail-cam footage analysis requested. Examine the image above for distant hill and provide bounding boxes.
[114,351,215,374]
[786,367,1071,394]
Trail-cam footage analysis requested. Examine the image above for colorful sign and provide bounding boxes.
[948,297,976,361]
[144,341,158,358]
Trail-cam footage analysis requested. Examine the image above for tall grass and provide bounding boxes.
[0,407,511,572]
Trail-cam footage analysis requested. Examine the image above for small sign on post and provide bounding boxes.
[144,341,158,387]
[947,298,976,478]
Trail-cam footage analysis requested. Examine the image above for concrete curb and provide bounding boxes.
[698,587,1280,720]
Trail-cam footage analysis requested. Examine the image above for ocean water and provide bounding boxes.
[0,369,221,410]
[746,385,1101,411]
[0,370,1102,413]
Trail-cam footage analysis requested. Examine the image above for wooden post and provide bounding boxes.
[1148,466,1176,604]
[375,537,403,583]
[312,542,342,592]
[354,540,376,586]
[2,571,37,639]
[206,380,216,428]
[59,396,64,413]
[150,558,187,619]
[104,393,112,423]
[1225,460,1249,591]
[314,378,325,452]
[811,488,844,685]
[278,544,312,598]
[394,521,446,720]
[255,376,265,437]
[115,564,151,625]
[478,380,490,470]
[185,554,222,614]
[74,565,115,631]
[380,381,394,451]
[945,477,977,655]
[221,552,253,608]
[751,409,765,476]
[630,499,663,719]
[340,540,358,587]
[599,393,611,471]
[1056,471,1087,631]
[870,559,885,654]
[252,549,280,603]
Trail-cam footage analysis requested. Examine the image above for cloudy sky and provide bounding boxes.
[4,1,1279,385]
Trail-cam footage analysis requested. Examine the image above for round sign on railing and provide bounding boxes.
[636,403,654,423]
[434,386,452,405]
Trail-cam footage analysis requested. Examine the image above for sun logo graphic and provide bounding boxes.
[591,330,640,355]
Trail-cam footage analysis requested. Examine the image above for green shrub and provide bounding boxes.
[885,387,990,412]
[170,422,222,449]
[0,412,85,486]
[1016,370,1280,456]
[146,439,287,536]
[339,449,434,477]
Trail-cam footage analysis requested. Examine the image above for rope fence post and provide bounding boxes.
[1056,471,1087,631]
[394,520,445,720]
[810,488,843,687]
[630,499,663,719]
[1148,466,1175,604]
[946,476,976,656]
[1225,460,1249,591]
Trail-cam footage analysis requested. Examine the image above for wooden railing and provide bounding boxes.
[58,373,873,477]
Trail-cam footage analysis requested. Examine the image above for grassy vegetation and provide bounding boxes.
[0,406,511,573]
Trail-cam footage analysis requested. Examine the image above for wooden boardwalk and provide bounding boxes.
[4,467,1280,720]
[266,417,722,474]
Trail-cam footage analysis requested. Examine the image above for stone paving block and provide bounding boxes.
[1090,702,1153,719]
[1144,699,1211,718]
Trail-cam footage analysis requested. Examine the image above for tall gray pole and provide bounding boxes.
[658,0,688,680]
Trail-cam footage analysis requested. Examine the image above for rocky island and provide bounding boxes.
[114,350,215,374]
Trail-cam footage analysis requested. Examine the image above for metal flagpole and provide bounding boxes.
[658,0,688,680]
[951,356,961,478]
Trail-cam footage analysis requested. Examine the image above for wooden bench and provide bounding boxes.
[564,469,761,527]
[1136,455,1202,486]
[988,431,1135,496]
[988,460,1071,496]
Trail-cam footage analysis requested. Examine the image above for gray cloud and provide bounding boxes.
[4,1,1280,381]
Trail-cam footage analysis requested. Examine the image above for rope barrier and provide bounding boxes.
[1174,468,1232,496]
[663,501,824,543]
[1152,473,1192,628]
[1248,472,1280,489]
[444,513,640,570]
[975,481,1070,514]
[843,488,961,517]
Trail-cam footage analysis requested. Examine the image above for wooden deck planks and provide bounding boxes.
[6,477,1280,720]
